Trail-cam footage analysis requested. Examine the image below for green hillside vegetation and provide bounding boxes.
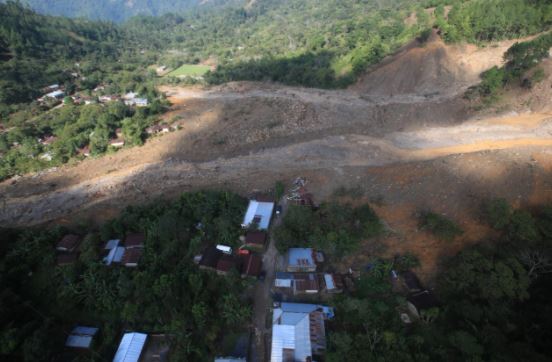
[327,202,552,361]
[13,0,237,22]
[0,191,251,361]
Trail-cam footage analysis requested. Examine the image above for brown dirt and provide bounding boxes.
[2,34,552,283]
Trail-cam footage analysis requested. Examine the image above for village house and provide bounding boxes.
[242,199,275,230]
[243,230,267,250]
[286,248,322,272]
[113,332,147,362]
[56,234,82,266]
[197,245,263,278]
[402,270,423,293]
[102,239,125,266]
[65,326,99,349]
[45,89,65,100]
[78,145,91,157]
[56,234,82,253]
[321,273,344,294]
[40,135,57,146]
[274,272,323,295]
[270,303,334,362]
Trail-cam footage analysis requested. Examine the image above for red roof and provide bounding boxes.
[216,255,236,273]
[57,234,82,252]
[293,273,319,292]
[245,231,267,246]
[125,233,145,248]
[241,253,262,277]
[121,248,143,266]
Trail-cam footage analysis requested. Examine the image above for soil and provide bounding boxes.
[2,34,552,285]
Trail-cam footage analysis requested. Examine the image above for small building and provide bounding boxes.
[216,245,233,255]
[125,233,146,248]
[242,200,275,230]
[57,234,82,253]
[78,145,91,157]
[45,90,65,100]
[113,332,147,362]
[214,359,246,362]
[99,95,119,103]
[121,248,143,268]
[110,138,125,148]
[286,248,317,272]
[240,253,262,278]
[275,272,293,288]
[293,273,319,294]
[270,303,334,362]
[322,273,344,294]
[199,245,223,270]
[244,231,267,250]
[134,98,149,107]
[40,135,57,146]
[65,326,99,349]
[102,239,125,266]
[407,290,439,320]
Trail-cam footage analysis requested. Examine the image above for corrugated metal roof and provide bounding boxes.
[324,274,335,290]
[113,333,147,362]
[242,200,274,230]
[105,239,120,250]
[271,306,313,362]
[66,335,94,348]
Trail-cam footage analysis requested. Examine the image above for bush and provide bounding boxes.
[420,212,463,241]
[483,198,512,230]
[508,210,541,243]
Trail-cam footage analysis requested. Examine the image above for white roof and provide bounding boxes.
[324,274,335,290]
[242,200,275,230]
[214,359,246,362]
[275,279,292,288]
[46,90,64,98]
[104,246,126,265]
[105,239,120,250]
[113,333,147,362]
[216,245,232,253]
[270,307,312,362]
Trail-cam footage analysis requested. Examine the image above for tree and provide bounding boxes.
[483,198,512,229]
[420,212,463,241]
[508,210,541,243]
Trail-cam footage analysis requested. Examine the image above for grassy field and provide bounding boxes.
[167,64,211,77]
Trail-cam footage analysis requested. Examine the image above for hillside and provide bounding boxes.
[13,0,236,22]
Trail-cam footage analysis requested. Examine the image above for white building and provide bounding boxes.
[113,333,147,362]
[270,303,334,362]
[242,200,275,230]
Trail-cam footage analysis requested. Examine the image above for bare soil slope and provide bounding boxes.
[352,32,530,97]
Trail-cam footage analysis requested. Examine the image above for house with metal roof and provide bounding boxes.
[65,326,99,349]
[103,239,125,266]
[242,200,275,230]
[270,303,334,362]
[113,332,147,362]
[57,234,82,252]
[286,248,318,272]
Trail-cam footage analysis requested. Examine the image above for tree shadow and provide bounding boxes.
[205,51,355,89]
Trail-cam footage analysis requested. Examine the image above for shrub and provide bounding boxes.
[508,210,541,243]
[420,212,463,241]
[483,198,512,230]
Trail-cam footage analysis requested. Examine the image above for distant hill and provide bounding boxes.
[13,0,237,22]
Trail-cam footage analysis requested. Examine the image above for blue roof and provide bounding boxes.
[275,272,293,280]
[281,302,334,319]
[71,326,99,336]
[288,248,314,267]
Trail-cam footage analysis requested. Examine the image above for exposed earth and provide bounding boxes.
[2,34,552,281]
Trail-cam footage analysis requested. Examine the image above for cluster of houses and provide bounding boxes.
[194,197,276,279]
[64,328,169,362]
[55,232,146,268]
[37,84,65,104]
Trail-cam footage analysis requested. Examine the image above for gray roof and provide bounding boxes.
[288,248,315,267]
[65,326,99,349]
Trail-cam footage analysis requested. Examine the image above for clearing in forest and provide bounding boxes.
[167,64,211,77]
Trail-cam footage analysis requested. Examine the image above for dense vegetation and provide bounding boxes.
[326,201,552,361]
[0,2,170,181]
[274,203,384,257]
[14,0,235,22]
[0,191,252,361]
